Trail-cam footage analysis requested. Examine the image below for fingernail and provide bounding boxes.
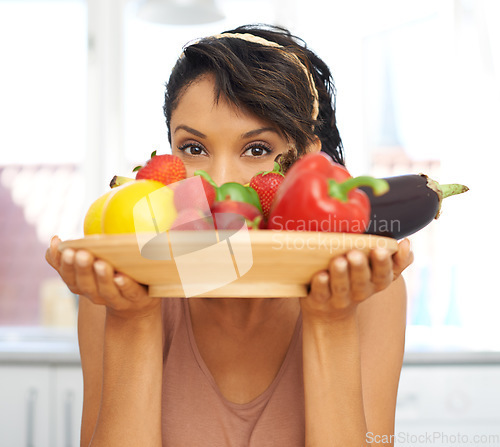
[335,257,348,271]
[62,249,74,265]
[113,275,125,287]
[318,272,329,284]
[50,235,59,247]
[93,261,106,277]
[347,250,363,264]
[375,248,388,261]
[75,251,90,267]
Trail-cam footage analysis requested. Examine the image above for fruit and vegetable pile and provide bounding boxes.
[84,151,469,240]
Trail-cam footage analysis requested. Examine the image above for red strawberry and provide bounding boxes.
[249,161,285,220]
[134,151,186,185]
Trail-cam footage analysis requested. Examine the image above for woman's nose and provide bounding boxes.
[208,162,245,186]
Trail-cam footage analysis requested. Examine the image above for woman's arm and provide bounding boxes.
[46,237,164,447]
[92,301,163,446]
[302,302,366,446]
[301,239,412,447]
[78,295,105,446]
[357,276,407,446]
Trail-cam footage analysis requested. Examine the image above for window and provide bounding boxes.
[360,1,500,351]
[0,0,87,326]
[288,0,500,351]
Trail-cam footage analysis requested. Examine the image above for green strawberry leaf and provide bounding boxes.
[255,161,285,177]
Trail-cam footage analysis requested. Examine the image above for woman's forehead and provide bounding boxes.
[172,75,273,128]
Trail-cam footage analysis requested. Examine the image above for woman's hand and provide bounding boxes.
[301,238,413,323]
[45,235,160,318]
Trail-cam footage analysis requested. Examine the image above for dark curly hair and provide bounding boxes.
[164,24,344,166]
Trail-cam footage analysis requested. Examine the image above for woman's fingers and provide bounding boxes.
[46,236,83,296]
[45,235,155,316]
[112,274,149,303]
[346,250,372,302]
[58,248,79,294]
[392,238,414,278]
[74,250,100,301]
[93,260,118,305]
[47,239,108,304]
[328,257,350,308]
[45,235,62,269]
[304,242,413,323]
[93,258,148,306]
[309,271,331,303]
[370,248,394,292]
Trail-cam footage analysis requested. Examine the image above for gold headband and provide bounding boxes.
[183,32,319,121]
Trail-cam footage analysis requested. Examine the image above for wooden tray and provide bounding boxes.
[59,231,397,298]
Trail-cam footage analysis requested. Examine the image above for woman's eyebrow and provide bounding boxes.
[241,127,278,138]
[174,125,206,138]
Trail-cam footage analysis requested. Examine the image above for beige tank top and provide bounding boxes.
[161,298,305,447]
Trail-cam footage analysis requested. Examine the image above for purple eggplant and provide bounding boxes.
[359,174,469,239]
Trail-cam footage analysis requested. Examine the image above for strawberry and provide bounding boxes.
[134,151,186,185]
[249,161,285,220]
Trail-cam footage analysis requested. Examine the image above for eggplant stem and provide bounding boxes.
[425,176,470,219]
[440,183,469,199]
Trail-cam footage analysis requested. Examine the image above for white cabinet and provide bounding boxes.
[1,355,499,447]
[395,365,500,447]
[0,365,51,447]
[0,364,83,447]
[53,366,84,447]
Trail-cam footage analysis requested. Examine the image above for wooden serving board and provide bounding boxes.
[59,231,397,298]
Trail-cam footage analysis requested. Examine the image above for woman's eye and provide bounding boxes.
[242,143,272,158]
[177,143,207,156]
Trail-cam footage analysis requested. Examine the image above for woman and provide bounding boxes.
[46,24,413,447]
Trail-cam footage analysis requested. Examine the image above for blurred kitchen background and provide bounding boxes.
[0,0,499,446]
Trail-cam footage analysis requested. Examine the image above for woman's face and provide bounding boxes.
[170,74,317,186]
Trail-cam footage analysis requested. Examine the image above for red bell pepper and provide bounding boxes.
[267,153,389,233]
